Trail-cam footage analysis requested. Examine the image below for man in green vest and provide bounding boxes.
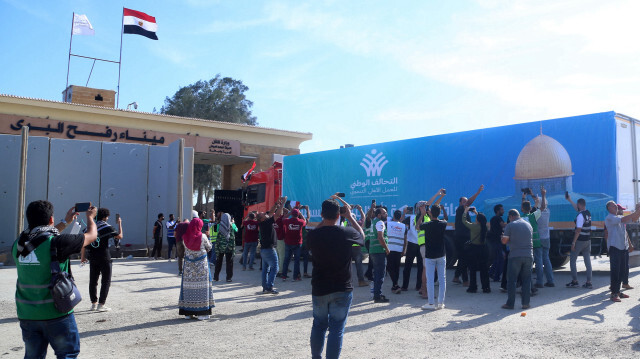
[371,207,390,303]
[13,200,98,358]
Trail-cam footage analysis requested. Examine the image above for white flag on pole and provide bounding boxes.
[72,14,95,36]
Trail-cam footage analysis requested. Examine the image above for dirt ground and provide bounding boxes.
[1,254,639,359]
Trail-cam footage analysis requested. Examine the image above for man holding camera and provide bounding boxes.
[80,208,123,312]
[13,200,98,358]
[453,185,484,286]
[308,195,364,359]
[605,201,640,302]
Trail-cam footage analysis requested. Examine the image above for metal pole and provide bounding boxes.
[65,12,74,102]
[86,59,96,86]
[177,138,184,221]
[631,118,639,204]
[17,127,29,236]
[117,8,124,108]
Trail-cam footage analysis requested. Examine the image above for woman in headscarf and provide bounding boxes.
[214,213,237,282]
[178,218,215,320]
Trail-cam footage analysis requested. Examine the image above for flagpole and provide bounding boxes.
[117,7,124,109]
[65,12,74,102]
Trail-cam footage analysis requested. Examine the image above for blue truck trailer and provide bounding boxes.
[283,111,640,268]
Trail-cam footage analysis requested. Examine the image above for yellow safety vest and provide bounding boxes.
[417,215,430,246]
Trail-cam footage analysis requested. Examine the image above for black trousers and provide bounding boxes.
[89,259,112,304]
[150,237,163,258]
[610,247,628,295]
[214,252,234,281]
[454,236,469,282]
[387,251,403,287]
[402,242,423,290]
[501,250,510,289]
[468,244,490,291]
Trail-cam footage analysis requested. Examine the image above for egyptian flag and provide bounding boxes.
[123,8,158,40]
[241,161,256,183]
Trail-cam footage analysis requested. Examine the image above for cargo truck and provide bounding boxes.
[282,111,640,268]
[214,161,282,245]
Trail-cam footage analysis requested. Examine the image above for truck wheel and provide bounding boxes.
[550,255,569,269]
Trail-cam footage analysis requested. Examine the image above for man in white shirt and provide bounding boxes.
[386,210,407,294]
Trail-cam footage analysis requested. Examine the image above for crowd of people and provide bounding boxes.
[10,186,639,358]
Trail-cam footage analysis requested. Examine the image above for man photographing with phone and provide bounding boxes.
[307,194,364,359]
[13,200,98,358]
[80,208,123,312]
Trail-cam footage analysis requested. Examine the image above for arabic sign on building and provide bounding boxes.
[2,114,240,156]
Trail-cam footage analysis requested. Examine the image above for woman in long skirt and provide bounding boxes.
[179,218,215,320]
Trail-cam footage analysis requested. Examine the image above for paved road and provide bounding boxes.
[1,255,638,358]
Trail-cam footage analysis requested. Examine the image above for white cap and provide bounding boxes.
[192,210,199,218]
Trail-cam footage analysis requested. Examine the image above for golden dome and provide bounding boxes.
[514,134,573,180]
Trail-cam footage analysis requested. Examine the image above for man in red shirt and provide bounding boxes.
[282,208,307,281]
[241,212,260,271]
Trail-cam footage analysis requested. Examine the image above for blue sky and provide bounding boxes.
[2,0,640,154]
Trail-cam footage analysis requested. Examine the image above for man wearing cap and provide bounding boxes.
[604,201,640,302]
[282,207,307,281]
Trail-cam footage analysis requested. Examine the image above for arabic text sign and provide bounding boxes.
[2,114,240,155]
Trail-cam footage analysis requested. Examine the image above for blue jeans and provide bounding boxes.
[167,237,176,259]
[425,256,446,305]
[20,313,80,358]
[282,244,302,279]
[506,256,533,307]
[310,291,353,359]
[370,253,387,298]
[301,245,310,274]
[534,246,554,285]
[351,246,365,282]
[242,242,258,269]
[533,246,543,286]
[261,248,279,291]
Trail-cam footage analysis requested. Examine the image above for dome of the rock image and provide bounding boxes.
[514,134,574,180]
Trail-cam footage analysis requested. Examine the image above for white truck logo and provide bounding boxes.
[360,149,388,177]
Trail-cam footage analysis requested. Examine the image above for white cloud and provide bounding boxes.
[265,1,640,113]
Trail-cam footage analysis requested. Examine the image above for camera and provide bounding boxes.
[521,188,532,195]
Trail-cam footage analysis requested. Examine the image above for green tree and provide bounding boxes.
[161,75,257,125]
[161,75,258,210]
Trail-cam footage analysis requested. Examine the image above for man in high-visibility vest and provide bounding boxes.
[371,206,390,303]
